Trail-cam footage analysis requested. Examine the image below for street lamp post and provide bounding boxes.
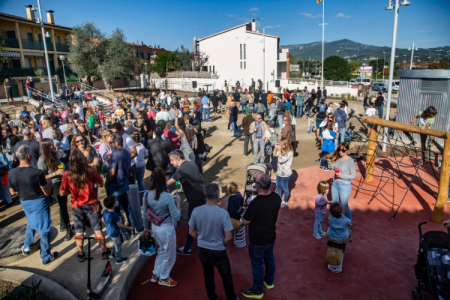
[59,55,67,88]
[404,54,407,69]
[376,58,378,82]
[144,62,148,88]
[382,0,410,152]
[383,51,386,81]
[33,0,55,102]
[408,42,418,70]
[337,50,340,57]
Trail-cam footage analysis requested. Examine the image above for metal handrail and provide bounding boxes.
[80,83,115,101]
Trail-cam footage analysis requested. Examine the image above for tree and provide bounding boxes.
[348,61,359,74]
[323,56,351,81]
[0,30,10,82]
[369,58,385,75]
[98,28,133,90]
[176,45,193,71]
[153,51,180,77]
[192,52,209,72]
[67,22,107,87]
[289,54,295,64]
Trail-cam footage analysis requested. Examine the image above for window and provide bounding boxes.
[240,62,242,69]
[240,44,242,59]
[244,62,246,69]
[202,66,208,72]
[147,53,151,60]
[244,44,246,59]
[56,36,60,44]
[6,31,16,39]
[27,32,33,42]
[213,66,215,73]
[209,66,211,72]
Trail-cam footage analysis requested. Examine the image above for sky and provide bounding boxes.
[1,0,449,50]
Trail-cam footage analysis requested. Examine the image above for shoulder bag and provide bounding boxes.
[145,192,169,226]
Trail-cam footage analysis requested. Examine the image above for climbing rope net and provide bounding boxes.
[350,125,441,221]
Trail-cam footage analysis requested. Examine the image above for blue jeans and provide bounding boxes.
[185,198,206,250]
[277,115,283,128]
[114,192,135,236]
[264,148,277,173]
[314,213,325,234]
[296,106,303,118]
[320,151,329,168]
[276,175,291,203]
[335,127,346,148]
[378,103,384,119]
[231,122,240,137]
[331,180,352,220]
[135,166,145,192]
[240,102,246,114]
[203,108,210,122]
[24,222,51,262]
[249,242,275,294]
[253,138,265,163]
[27,90,32,99]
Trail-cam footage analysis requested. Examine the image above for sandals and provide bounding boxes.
[78,252,86,262]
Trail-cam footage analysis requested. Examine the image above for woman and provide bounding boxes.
[404,106,437,160]
[174,117,195,162]
[193,104,202,124]
[273,138,294,208]
[192,123,205,175]
[98,129,113,167]
[126,112,137,126]
[141,112,156,141]
[164,121,180,150]
[98,106,106,127]
[86,107,98,131]
[76,119,90,142]
[211,91,220,115]
[311,88,317,104]
[38,139,73,240]
[143,167,181,286]
[59,149,109,261]
[181,96,191,118]
[326,142,356,221]
[248,91,255,111]
[70,133,101,172]
[132,132,148,192]
[267,91,273,106]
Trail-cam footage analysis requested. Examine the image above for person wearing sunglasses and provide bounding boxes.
[326,142,356,221]
[249,114,268,163]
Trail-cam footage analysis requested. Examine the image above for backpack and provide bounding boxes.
[319,103,327,113]
[268,129,278,146]
[265,143,273,156]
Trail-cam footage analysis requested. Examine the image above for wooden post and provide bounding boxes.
[432,134,450,222]
[365,116,379,183]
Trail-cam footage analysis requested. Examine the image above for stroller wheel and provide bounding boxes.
[412,287,424,300]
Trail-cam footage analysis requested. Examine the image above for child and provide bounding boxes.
[319,121,337,171]
[405,106,437,160]
[313,181,332,239]
[226,182,244,220]
[327,203,352,273]
[102,196,135,265]
[365,102,377,129]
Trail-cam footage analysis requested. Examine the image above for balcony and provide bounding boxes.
[5,67,56,77]
[56,43,70,52]
[21,39,54,51]
[3,38,20,48]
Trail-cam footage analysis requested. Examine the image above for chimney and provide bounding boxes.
[25,5,35,20]
[193,38,197,57]
[252,19,256,31]
[46,10,55,24]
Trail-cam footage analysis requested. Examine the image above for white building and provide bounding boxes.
[193,20,289,92]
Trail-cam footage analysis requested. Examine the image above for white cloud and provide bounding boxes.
[226,14,237,17]
[249,7,259,11]
[299,12,322,19]
[265,25,281,29]
[335,13,351,18]
[252,12,257,16]
[195,25,202,28]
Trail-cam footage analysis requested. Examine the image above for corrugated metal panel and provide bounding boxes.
[396,78,450,146]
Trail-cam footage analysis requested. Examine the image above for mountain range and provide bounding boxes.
[281,39,450,63]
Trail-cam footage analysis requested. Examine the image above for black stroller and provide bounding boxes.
[242,163,272,209]
[412,222,450,300]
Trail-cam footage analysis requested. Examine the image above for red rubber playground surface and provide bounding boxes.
[128,159,450,300]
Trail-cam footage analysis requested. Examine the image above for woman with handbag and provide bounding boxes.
[143,167,181,287]
[273,138,294,208]
[98,129,113,167]
[38,138,73,241]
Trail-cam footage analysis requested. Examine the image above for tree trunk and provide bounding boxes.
[103,79,112,92]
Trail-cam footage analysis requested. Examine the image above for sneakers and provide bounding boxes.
[176,246,192,256]
[64,228,74,241]
[319,231,327,236]
[244,155,249,157]
[101,248,111,260]
[78,252,86,262]
[324,168,332,172]
[109,253,115,260]
[228,129,232,132]
[22,246,31,257]
[241,289,264,299]
[150,275,159,283]
[315,159,321,163]
[319,166,324,171]
[158,277,178,287]
[43,252,58,266]
[116,257,128,265]
[280,202,288,208]
[313,233,322,239]
[263,281,274,290]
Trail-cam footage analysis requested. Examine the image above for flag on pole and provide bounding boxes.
[317,0,321,3]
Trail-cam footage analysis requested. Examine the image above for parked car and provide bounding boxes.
[384,80,399,91]
[372,83,387,92]
[356,78,372,86]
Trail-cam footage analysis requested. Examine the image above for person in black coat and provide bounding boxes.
[211,92,220,115]
[146,125,172,179]
[219,91,227,114]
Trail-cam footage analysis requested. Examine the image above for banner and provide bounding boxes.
[290,64,299,72]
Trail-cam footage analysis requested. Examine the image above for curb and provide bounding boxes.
[0,268,77,300]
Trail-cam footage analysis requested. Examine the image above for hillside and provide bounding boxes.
[281,39,450,63]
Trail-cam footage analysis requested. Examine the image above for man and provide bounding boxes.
[59,118,69,134]
[254,100,266,121]
[59,83,67,100]
[13,110,22,128]
[249,115,268,164]
[28,78,35,98]
[375,91,384,119]
[254,89,260,106]
[111,123,137,160]
[295,91,304,118]
[241,174,281,298]
[8,145,57,265]
[166,94,173,107]
[166,150,205,255]
[156,105,171,122]
[233,90,241,109]
[201,94,211,123]
[251,78,256,94]
[82,101,89,120]
[322,86,327,100]
[168,104,177,120]
[140,98,148,111]
[4,79,14,102]
[312,97,328,142]
[304,86,309,96]
[240,91,248,115]
[105,134,135,240]
[260,90,268,110]
[146,125,172,178]
[363,92,370,111]
[42,120,54,139]
[197,88,203,98]
[229,101,240,137]
[159,89,166,106]
[189,183,237,300]
[334,104,350,144]
[317,87,322,102]
[242,112,255,157]
[276,96,285,129]
[73,102,84,121]
[89,96,99,108]
[125,121,139,135]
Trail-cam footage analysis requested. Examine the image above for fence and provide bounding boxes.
[166,71,219,79]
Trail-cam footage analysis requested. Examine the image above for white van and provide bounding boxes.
[356,78,372,86]
[384,80,399,91]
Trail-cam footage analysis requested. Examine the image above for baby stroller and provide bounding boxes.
[243,163,272,207]
[412,222,450,300]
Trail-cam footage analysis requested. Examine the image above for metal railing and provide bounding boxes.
[166,71,219,79]
[21,39,54,51]
[3,38,20,48]
[4,67,56,77]
[80,82,115,101]
[55,43,70,52]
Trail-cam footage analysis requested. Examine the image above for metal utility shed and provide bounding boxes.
[396,69,450,144]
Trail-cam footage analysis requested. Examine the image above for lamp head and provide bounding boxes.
[400,0,410,6]
[385,0,394,10]
[45,32,50,38]
[59,55,65,61]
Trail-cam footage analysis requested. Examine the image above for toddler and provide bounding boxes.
[327,203,352,273]
[102,196,135,265]
[227,182,244,220]
[313,181,332,239]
